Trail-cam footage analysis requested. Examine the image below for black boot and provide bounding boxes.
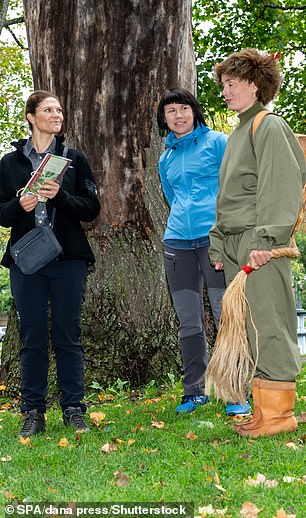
[63,407,90,432]
[17,409,46,438]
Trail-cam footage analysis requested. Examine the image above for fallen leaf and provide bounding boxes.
[113,437,125,444]
[215,484,226,492]
[184,431,198,441]
[127,439,136,446]
[282,476,296,483]
[19,436,31,446]
[272,509,296,518]
[3,491,16,499]
[286,442,298,450]
[216,413,222,418]
[240,501,262,517]
[89,412,106,425]
[214,472,221,484]
[113,470,131,487]
[48,487,60,493]
[143,448,160,453]
[198,505,228,516]
[151,421,164,429]
[0,384,6,391]
[296,412,306,423]
[100,442,117,454]
[58,438,69,447]
[126,410,133,415]
[264,479,278,488]
[133,423,144,433]
[1,455,12,462]
[212,439,219,448]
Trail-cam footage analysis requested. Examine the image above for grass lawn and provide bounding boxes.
[0,364,305,518]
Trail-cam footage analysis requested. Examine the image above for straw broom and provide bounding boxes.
[205,185,306,405]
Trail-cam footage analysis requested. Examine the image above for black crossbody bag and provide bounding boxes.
[10,146,68,275]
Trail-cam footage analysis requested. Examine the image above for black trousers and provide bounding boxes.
[164,245,225,395]
[10,260,87,413]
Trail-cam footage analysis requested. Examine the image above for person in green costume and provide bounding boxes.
[209,48,306,437]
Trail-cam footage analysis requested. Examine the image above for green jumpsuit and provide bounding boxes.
[209,102,306,381]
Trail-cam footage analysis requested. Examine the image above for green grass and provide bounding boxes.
[0,365,305,518]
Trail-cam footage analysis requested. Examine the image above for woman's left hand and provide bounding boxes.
[38,179,60,199]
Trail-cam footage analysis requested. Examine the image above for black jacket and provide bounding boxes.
[0,136,101,267]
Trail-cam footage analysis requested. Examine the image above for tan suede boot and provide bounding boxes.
[233,379,298,438]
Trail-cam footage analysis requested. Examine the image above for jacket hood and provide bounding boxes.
[165,123,210,149]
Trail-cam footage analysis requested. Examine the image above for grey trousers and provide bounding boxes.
[222,231,300,382]
[164,245,225,395]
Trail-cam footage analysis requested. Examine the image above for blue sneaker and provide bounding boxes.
[176,395,210,414]
[226,400,251,416]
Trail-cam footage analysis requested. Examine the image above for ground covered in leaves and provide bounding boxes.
[0,365,305,518]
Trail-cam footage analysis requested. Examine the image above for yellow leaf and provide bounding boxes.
[58,437,69,447]
[145,399,153,404]
[216,413,222,418]
[89,412,106,425]
[0,384,6,391]
[19,436,31,446]
[184,431,198,441]
[143,448,159,453]
[114,437,126,444]
[3,491,16,499]
[151,421,164,429]
[127,439,136,446]
[100,442,117,454]
[48,487,59,493]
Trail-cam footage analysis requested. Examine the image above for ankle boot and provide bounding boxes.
[233,379,298,438]
[233,378,261,431]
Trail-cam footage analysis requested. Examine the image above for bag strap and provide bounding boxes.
[36,145,69,228]
[251,110,271,141]
[49,145,69,227]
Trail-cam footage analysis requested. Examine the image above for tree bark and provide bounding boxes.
[2,1,217,398]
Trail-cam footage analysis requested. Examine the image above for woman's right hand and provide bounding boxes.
[19,193,38,212]
[212,261,224,271]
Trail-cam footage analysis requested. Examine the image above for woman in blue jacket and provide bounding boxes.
[157,88,250,415]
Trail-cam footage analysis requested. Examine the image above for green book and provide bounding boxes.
[22,153,72,201]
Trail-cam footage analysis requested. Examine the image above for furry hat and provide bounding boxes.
[214,48,282,105]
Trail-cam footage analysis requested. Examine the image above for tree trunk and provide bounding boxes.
[1,0,216,397]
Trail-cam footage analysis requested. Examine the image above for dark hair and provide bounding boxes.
[214,48,282,105]
[157,87,207,130]
[25,90,62,131]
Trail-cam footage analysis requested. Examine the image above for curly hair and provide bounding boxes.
[214,48,282,105]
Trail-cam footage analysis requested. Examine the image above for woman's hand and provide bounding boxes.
[38,179,60,200]
[212,261,224,271]
[19,193,39,212]
[249,249,271,270]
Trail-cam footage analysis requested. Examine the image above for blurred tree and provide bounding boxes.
[193,0,306,133]
[0,0,32,154]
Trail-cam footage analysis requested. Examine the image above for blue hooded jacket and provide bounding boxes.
[159,124,228,241]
